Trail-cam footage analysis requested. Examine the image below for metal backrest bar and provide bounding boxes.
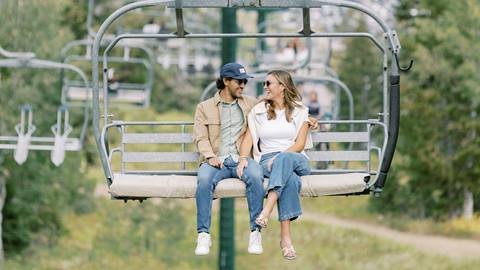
[311,132,369,143]
[122,133,193,144]
[123,152,199,163]
[306,151,370,161]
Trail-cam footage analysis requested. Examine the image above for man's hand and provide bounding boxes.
[207,157,223,168]
[307,115,319,130]
[236,158,248,178]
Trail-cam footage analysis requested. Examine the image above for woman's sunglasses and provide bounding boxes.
[263,80,280,87]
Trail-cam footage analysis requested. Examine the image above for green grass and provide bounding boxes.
[5,197,480,270]
[5,109,480,269]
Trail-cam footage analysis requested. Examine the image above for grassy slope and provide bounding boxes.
[4,109,480,269]
[5,197,479,270]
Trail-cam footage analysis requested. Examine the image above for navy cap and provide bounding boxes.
[220,63,254,79]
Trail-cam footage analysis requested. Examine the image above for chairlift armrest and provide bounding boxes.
[108,148,122,162]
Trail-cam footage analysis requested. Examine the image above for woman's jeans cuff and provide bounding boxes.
[279,211,302,222]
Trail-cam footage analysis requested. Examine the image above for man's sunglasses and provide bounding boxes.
[263,80,280,87]
[229,78,248,85]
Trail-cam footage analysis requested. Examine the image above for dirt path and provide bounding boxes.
[302,212,480,259]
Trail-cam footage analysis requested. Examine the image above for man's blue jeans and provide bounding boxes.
[260,152,310,221]
[196,156,264,233]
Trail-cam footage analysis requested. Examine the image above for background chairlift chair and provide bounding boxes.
[91,0,412,200]
[91,0,222,76]
[60,39,155,108]
[0,54,90,166]
[253,14,313,71]
[153,15,221,76]
[251,6,340,73]
[296,63,343,121]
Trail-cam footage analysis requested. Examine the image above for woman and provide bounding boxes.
[237,70,312,260]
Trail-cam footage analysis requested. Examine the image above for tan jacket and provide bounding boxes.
[193,91,258,163]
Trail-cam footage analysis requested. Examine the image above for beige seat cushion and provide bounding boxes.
[109,173,369,198]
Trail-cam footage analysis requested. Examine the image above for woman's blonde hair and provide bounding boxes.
[264,70,303,122]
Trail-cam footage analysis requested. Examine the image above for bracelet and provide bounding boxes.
[239,156,248,161]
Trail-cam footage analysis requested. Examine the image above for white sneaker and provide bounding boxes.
[195,232,212,256]
[248,230,263,254]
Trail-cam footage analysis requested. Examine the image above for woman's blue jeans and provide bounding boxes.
[196,156,265,233]
[260,152,310,221]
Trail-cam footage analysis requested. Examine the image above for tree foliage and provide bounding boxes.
[370,0,480,219]
[337,16,383,120]
[0,0,95,255]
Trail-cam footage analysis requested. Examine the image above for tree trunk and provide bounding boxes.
[463,188,474,220]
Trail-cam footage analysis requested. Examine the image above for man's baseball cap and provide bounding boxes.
[220,63,254,80]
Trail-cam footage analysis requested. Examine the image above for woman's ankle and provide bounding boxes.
[281,238,292,247]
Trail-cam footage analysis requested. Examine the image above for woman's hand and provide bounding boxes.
[307,115,319,130]
[237,158,248,178]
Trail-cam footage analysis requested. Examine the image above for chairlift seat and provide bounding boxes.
[108,173,369,199]
[102,121,383,200]
[64,82,149,104]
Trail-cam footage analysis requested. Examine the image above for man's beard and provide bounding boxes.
[228,87,241,98]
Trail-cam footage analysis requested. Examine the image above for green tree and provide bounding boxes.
[371,0,480,219]
[0,0,95,257]
[337,16,383,120]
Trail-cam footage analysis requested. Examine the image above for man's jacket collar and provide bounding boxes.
[213,91,246,108]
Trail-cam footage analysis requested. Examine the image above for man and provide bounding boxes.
[193,63,318,256]
[193,63,264,256]
[306,90,321,119]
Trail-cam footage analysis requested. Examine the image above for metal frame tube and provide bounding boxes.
[0,46,35,59]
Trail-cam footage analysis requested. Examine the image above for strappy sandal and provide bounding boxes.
[255,212,269,228]
[280,243,297,260]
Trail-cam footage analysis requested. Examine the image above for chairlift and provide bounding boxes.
[0,49,89,166]
[60,38,155,108]
[254,12,311,70]
[154,18,221,75]
[91,0,412,200]
[157,39,220,76]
